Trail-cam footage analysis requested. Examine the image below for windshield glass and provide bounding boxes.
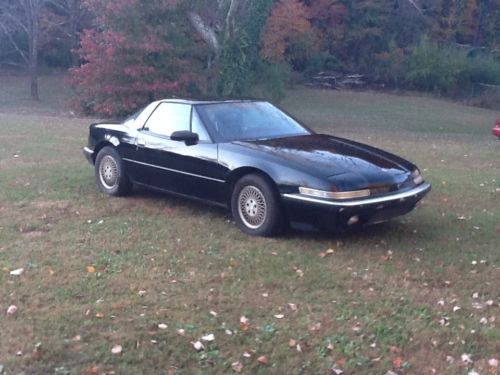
[196,102,310,142]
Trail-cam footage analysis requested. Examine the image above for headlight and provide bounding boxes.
[411,169,423,185]
[299,187,370,200]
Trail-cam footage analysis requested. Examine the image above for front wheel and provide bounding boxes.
[231,174,284,236]
[94,146,131,196]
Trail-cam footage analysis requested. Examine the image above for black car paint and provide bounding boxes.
[84,101,430,230]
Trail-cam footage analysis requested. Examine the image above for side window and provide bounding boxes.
[144,103,191,137]
[191,109,211,142]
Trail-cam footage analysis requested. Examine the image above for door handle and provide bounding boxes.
[137,138,146,146]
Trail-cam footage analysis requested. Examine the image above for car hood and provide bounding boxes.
[235,134,416,187]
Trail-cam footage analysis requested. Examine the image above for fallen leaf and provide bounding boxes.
[83,366,99,375]
[87,266,95,273]
[393,357,403,369]
[111,344,122,354]
[243,351,252,358]
[6,305,17,315]
[158,323,168,330]
[488,358,498,368]
[288,303,298,311]
[288,339,297,347]
[95,312,104,318]
[308,322,321,332]
[192,341,204,351]
[209,310,218,317]
[225,329,233,335]
[32,342,42,360]
[257,355,268,365]
[319,249,335,258]
[231,361,243,373]
[138,290,146,296]
[201,333,215,342]
[461,353,473,365]
[296,269,304,278]
[274,314,285,319]
[240,316,250,331]
[9,268,24,276]
[176,329,185,336]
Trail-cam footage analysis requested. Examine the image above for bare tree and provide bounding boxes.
[0,1,45,100]
[0,0,81,100]
[187,0,243,66]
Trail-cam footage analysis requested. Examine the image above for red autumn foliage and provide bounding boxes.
[69,0,185,117]
[260,0,313,63]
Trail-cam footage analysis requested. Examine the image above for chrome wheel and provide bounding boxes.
[238,185,267,229]
[99,155,119,189]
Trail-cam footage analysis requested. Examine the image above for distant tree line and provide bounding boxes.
[1,0,499,114]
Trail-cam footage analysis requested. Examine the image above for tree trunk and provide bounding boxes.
[25,0,40,101]
[69,0,80,66]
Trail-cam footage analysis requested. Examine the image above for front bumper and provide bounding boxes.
[282,182,431,231]
[83,146,94,164]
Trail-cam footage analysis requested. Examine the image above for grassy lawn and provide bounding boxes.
[0,76,498,375]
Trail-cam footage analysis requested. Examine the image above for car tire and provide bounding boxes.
[231,174,284,236]
[95,146,131,196]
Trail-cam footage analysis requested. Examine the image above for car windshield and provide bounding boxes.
[196,101,311,142]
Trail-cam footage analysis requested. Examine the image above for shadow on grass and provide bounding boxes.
[129,184,436,248]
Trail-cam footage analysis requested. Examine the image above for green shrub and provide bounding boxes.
[405,36,500,96]
[249,61,291,102]
[303,52,344,77]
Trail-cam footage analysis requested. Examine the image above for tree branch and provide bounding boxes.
[0,20,29,65]
[225,0,241,40]
[188,12,219,54]
[405,0,423,15]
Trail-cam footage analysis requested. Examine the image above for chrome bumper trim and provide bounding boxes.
[122,158,226,183]
[282,183,431,207]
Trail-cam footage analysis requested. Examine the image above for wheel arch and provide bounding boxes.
[226,167,281,206]
[92,141,115,163]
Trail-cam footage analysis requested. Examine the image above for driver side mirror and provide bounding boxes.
[170,130,199,146]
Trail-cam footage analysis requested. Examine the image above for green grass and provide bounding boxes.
[0,77,499,374]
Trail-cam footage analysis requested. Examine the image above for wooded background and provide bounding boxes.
[1,0,499,115]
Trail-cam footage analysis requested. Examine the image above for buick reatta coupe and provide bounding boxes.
[84,99,431,236]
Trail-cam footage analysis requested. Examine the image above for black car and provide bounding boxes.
[83,99,431,236]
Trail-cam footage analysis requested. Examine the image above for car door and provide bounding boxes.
[125,102,228,204]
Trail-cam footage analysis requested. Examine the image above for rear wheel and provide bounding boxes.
[95,146,131,196]
[231,174,283,236]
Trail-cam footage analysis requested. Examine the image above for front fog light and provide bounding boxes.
[411,169,423,185]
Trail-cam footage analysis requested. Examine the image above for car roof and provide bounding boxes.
[157,98,262,105]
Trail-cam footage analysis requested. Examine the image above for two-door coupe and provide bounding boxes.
[83,99,431,236]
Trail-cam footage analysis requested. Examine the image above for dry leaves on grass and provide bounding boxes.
[319,249,335,258]
[111,344,122,354]
[6,305,17,315]
[309,322,321,332]
[239,316,250,331]
[231,361,243,372]
[9,268,24,276]
[192,341,204,351]
[257,355,268,365]
[201,334,215,342]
